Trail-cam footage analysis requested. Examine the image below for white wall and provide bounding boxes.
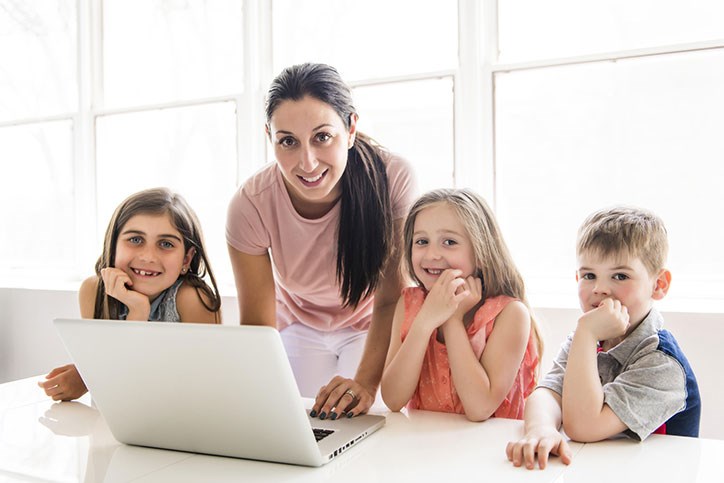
[1,287,721,439]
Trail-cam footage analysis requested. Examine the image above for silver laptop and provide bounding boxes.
[53,318,385,467]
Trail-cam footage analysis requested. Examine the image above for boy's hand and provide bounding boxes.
[100,267,151,319]
[415,269,469,331]
[506,425,573,470]
[38,364,88,401]
[577,297,629,341]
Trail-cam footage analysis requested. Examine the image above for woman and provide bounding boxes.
[226,63,417,418]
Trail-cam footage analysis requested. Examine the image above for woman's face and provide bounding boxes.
[267,95,357,218]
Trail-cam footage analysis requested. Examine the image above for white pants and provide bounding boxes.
[280,323,367,398]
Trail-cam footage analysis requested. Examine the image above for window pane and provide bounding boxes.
[0,121,74,272]
[498,0,724,63]
[0,1,76,121]
[495,49,724,310]
[103,0,244,108]
[272,0,458,81]
[354,78,454,193]
[96,102,238,286]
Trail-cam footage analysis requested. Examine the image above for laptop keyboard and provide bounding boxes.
[312,428,335,442]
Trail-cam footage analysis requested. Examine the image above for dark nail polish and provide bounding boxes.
[309,409,317,418]
[330,411,338,420]
[319,411,327,420]
[346,412,354,418]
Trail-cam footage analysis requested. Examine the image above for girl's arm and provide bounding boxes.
[443,300,531,421]
[176,283,220,324]
[380,297,435,411]
[38,276,98,401]
[228,245,277,327]
[78,275,99,318]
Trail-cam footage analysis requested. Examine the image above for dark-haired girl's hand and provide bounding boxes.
[100,267,151,320]
[38,364,88,401]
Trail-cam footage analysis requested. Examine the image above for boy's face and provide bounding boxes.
[576,251,668,327]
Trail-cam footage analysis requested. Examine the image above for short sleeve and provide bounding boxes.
[225,186,271,256]
[537,333,573,396]
[385,154,418,220]
[603,351,687,441]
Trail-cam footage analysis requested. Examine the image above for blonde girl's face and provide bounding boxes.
[267,95,356,217]
[113,213,193,300]
[411,202,477,291]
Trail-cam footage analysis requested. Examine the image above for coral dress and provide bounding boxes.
[400,287,539,419]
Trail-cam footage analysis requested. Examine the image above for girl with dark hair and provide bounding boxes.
[227,63,417,418]
[39,187,221,401]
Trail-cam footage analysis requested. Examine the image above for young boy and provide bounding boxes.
[506,206,700,470]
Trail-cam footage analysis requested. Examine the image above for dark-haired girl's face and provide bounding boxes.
[268,95,356,219]
[113,213,193,300]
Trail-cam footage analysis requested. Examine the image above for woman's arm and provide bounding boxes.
[312,218,407,418]
[443,300,531,421]
[228,244,277,327]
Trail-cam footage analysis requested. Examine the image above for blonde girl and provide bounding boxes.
[381,189,541,421]
[39,187,221,401]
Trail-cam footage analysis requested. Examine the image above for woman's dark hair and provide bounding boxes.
[265,63,393,308]
[94,187,221,321]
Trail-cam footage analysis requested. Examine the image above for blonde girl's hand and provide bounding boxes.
[100,267,151,319]
[415,269,470,331]
[37,364,88,401]
[450,275,483,322]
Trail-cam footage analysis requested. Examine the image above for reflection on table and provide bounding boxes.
[1,376,722,482]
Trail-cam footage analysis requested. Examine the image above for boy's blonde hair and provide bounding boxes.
[402,188,543,363]
[577,206,668,275]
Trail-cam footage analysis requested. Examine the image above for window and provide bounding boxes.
[2,1,723,312]
[495,1,724,311]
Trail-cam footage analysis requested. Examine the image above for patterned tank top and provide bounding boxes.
[118,279,183,322]
[400,287,538,419]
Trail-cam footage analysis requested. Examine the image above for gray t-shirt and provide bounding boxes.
[539,308,694,440]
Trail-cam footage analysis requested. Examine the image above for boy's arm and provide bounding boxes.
[506,388,572,470]
[562,299,628,442]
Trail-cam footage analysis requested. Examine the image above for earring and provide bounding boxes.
[181,267,188,274]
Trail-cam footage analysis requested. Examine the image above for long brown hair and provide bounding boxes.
[402,189,543,361]
[265,63,393,308]
[93,187,221,321]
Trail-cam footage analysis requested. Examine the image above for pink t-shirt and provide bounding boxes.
[226,153,417,332]
[400,287,539,419]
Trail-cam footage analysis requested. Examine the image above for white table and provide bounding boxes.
[1,376,722,482]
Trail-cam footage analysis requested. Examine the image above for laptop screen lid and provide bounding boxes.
[53,319,383,466]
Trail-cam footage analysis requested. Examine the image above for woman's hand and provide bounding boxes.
[310,376,375,419]
[37,364,88,401]
[100,267,151,320]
